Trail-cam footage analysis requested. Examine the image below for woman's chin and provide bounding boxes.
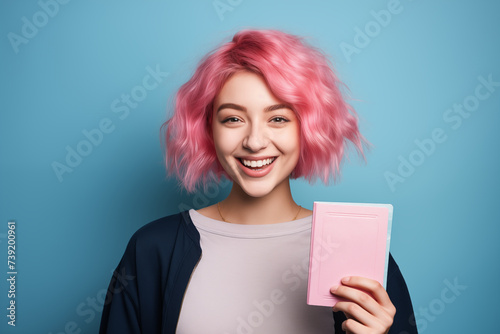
[233,183,267,198]
[234,176,289,199]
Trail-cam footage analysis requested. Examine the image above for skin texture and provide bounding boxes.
[212,71,300,200]
[331,276,396,333]
[199,71,310,225]
[197,71,395,333]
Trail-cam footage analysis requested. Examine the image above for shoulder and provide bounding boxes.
[132,211,191,239]
[125,211,200,257]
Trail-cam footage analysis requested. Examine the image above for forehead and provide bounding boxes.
[214,71,282,107]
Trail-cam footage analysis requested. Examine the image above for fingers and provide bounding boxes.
[340,276,395,311]
[333,299,381,330]
[342,318,369,334]
[331,283,377,316]
[331,276,396,333]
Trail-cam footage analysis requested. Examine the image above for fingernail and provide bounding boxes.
[341,276,351,283]
[330,285,339,293]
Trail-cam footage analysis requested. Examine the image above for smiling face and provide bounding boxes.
[212,71,300,198]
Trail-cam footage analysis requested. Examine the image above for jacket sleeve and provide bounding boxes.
[333,253,418,333]
[99,235,142,334]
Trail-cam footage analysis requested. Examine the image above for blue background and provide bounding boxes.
[1,0,499,333]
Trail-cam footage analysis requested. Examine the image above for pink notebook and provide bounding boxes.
[307,202,393,307]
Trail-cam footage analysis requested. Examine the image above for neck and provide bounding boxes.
[219,178,300,225]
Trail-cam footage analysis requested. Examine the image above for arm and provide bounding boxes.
[99,213,202,334]
[99,240,141,334]
[332,253,418,334]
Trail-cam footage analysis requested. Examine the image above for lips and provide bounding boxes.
[240,157,276,169]
[237,157,277,177]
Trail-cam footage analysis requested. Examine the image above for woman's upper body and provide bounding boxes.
[99,210,417,334]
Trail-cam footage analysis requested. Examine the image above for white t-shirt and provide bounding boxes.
[176,209,335,334]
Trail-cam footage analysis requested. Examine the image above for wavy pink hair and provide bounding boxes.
[163,29,366,192]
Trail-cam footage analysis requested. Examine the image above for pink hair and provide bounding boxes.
[163,29,366,192]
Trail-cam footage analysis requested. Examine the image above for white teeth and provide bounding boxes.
[242,158,275,168]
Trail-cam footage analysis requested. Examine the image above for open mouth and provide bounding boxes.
[238,157,276,171]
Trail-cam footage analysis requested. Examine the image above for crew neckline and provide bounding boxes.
[189,209,312,239]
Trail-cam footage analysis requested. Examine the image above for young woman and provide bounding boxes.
[100,29,417,334]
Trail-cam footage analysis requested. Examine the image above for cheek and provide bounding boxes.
[280,126,301,157]
[213,129,238,162]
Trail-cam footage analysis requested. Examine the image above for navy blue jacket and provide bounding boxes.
[100,211,418,333]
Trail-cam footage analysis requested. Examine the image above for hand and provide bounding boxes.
[331,276,396,334]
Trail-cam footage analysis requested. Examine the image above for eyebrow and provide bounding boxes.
[216,103,291,113]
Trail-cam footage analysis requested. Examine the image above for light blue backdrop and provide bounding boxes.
[1,0,499,333]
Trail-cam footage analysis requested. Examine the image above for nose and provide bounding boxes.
[242,122,269,152]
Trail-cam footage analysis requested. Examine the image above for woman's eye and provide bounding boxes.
[221,117,241,123]
[271,117,289,123]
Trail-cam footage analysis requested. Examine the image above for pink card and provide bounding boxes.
[307,202,393,307]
